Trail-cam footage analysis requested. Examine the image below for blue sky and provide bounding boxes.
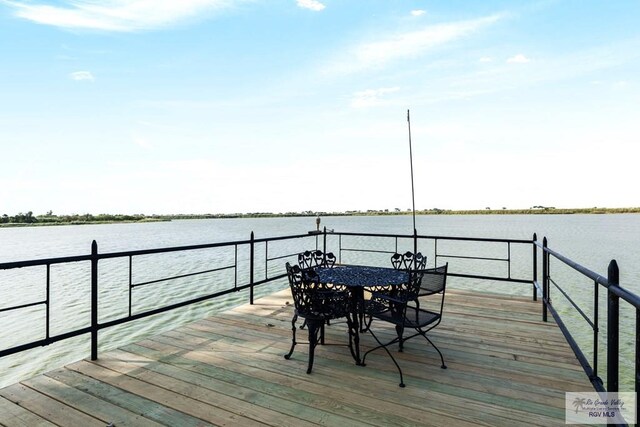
[1,0,638,215]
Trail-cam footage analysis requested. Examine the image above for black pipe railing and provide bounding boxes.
[333,230,533,286]
[1,227,638,418]
[535,236,640,423]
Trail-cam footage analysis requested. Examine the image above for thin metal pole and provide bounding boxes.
[407,109,416,235]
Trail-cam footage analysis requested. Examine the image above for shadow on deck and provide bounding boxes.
[0,288,592,426]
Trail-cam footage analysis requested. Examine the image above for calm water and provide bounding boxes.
[1,214,639,389]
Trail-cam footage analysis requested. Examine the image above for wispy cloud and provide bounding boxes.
[507,53,530,63]
[132,135,152,149]
[350,87,399,108]
[296,0,325,12]
[69,70,95,81]
[479,56,493,63]
[3,0,238,31]
[327,14,504,74]
[410,10,426,17]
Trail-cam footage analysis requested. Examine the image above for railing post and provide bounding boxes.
[532,233,537,301]
[635,308,639,419]
[542,237,548,322]
[593,280,599,381]
[323,226,327,259]
[542,237,549,322]
[90,240,98,361]
[607,259,619,392]
[249,231,255,305]
[413,228,418,257]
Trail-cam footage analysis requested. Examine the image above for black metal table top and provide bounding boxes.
[314,265,408,288]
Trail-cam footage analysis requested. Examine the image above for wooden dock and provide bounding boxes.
[0,288,592,426]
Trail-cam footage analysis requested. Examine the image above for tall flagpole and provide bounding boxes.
[407,109,417,254]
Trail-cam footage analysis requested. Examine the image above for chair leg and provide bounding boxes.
[284,313,298,360]
[362,328,405,387]
[306,320,321,374]
[424,335,447,369]
[396,324,404,352]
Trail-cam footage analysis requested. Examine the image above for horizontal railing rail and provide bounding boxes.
[333,230,536,295]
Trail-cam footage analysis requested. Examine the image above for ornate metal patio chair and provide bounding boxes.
[284,262,352,374]
[373,251,427,334]
[297,250,338,329]
[362,264,448,387]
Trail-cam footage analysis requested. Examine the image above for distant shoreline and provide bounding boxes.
[1,207,639,228]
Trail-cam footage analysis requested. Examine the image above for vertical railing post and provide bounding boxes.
[90,240,98,361]
[635,308,639,419]
[593,279,599,381]
[532,233,537,301]
[607,259,619,392]
[249,231,255,305]
[542,237,548,322]
[413,228,418,257]
[323,226,327,260]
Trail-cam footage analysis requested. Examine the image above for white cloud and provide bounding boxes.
[69,71,95,81]
[613,80,629,90]
[350,87,400,108]
[4,0,237,31]
[330,14,503,74]
[507,53,530,63]
[410,10,426,17]
[479,56,493,62]
[296,0,325,12]
[132,135,152,149]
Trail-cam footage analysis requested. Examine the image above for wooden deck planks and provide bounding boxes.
[0,288,594,427]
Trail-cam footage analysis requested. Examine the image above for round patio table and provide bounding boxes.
[314,265,409,364]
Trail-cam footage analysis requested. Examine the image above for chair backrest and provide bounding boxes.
[285,262,346,320]
[413,252,426,270]
[298,251,314,269]
[286,262,316,317]
[391,253,403,269]
[311,250,324,267]
[299,250,335,269]
[400,268,427,302]
[324,252,336,267]
[391,251,427,270]
[419,263,448,295]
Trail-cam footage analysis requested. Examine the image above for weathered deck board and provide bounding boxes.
[0,288,593,426]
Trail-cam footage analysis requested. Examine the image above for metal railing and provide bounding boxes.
[536,236,640,400]
[1,227,638,417]
[0,231,319,360]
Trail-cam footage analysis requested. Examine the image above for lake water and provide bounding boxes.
[1,214,639,389]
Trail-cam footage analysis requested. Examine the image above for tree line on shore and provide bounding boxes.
[2,207,640,227]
